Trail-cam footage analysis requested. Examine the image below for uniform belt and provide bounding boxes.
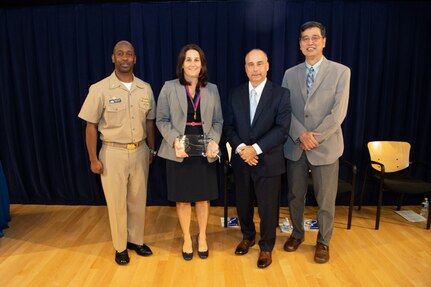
[103,141,144,150]
[185,122,202,126]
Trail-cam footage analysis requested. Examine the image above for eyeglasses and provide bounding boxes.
[300,36,322,43]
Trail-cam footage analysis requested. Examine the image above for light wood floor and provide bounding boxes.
[0,204,430,287]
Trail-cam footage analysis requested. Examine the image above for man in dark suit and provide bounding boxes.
[223,49,291,268]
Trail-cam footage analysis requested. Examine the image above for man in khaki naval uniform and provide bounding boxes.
[79,40,156,265]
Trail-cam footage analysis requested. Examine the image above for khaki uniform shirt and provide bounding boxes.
[78,72,156,143]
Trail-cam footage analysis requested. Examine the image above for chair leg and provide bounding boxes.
[347,190,354,229]
[375,183,383,230]
[427,208,431,230]
[397,193,404,211]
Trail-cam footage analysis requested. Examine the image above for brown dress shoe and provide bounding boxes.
[314,242,330,263]
[283,236,304,252]
[257,251,272,268]
[234,239,255,255]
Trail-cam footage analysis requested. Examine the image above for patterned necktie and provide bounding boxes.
[307,67,315,95]
[250,89,258,124]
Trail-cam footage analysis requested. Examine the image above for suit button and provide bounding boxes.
[305,115,308,118]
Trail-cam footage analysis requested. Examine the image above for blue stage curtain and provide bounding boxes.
[0,1,430,206]
[0,161,10,237]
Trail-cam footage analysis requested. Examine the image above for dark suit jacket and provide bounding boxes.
[223,80,291,177]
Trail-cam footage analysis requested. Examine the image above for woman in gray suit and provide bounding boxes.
[156,44,223,261]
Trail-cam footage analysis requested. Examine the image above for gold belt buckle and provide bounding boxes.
[126,143,137,150]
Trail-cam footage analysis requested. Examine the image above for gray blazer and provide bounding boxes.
[156,79,223,163]
[282,57,350,165]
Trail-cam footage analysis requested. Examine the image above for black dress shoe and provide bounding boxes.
[198,249,209,259]
[115,249,130,265]
[197,234,209,259]
[182,250,193,261]
[235,239,255,255]
[257,251,272,268]
[127,242,153,256]
[182,237,193,261]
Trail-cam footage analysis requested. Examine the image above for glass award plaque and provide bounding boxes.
[177,135,208,156]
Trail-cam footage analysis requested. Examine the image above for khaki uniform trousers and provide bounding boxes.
[99,143,149,252]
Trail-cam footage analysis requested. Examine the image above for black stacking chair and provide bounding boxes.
[359,141,431,230]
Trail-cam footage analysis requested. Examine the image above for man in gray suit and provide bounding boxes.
[282,21,350,263]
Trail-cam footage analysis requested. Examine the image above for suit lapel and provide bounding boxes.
[297,64,307,101]
[199,85,209,118]
[238,83,252,128]
[175,81,188,115]
[308,57,329,98]
[251,81,272,126]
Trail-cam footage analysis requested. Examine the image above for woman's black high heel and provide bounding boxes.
[182,249,193,260]
[182,238,193,261]
[197,234,209,259]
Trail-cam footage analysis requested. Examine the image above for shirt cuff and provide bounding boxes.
[252,143,262,155]
[236,143,246,154]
